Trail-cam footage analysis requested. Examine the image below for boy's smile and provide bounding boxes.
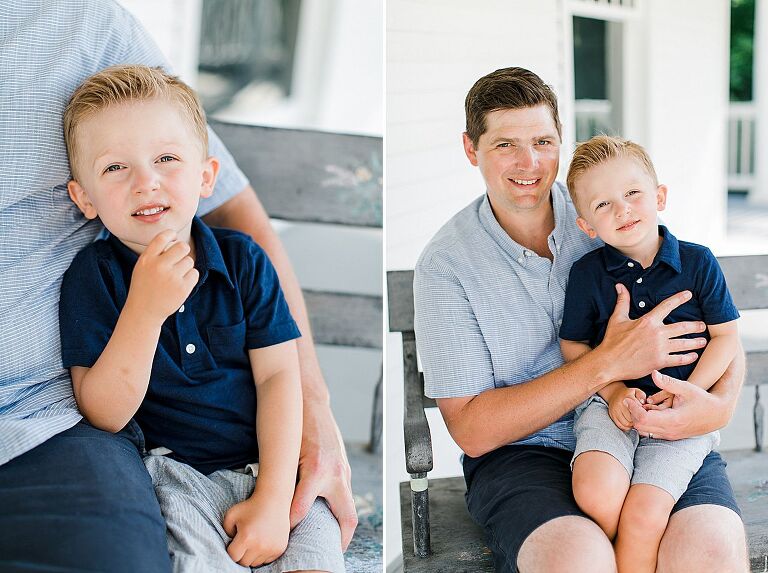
[67,98,218,254]
[573,156,667,265]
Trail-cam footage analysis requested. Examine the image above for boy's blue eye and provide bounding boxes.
[627,189,640,196]
[159,155,175,162]
[105,164,122,173]
[595,201,608,210]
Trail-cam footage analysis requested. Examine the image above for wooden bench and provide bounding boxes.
[388,254,768,572]
[213,120,383,568]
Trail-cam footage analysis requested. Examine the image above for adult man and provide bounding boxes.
[0,1,355,570]
[414,67,746,572]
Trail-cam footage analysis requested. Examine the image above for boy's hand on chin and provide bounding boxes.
[223,489,290,567]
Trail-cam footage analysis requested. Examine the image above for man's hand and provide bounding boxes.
[596,284,706,383]
[126,230,197,322]
[223,490,289,567]
[607,387,646,431]
[624,370,721,440]
[289,400,357,551]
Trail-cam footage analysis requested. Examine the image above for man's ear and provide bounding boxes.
[200,156,220,199]
[656,184,668,212]
[67,180,98,219]
[576,216,598,239]
[462,132,479,166]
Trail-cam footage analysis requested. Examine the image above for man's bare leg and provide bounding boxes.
[656,505,747,573]
[517,515,616,573]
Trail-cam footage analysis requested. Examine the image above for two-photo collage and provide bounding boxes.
[2,0,768,572]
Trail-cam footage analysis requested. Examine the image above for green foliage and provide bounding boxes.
[731,0,755,102]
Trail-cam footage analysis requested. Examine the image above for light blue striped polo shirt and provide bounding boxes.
[414,182,601,451]
[0,0,248,465]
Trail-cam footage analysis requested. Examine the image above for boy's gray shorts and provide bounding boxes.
[572,395,720,501]
[144,454,345,573]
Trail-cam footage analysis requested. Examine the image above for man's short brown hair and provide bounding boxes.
[566,135,658,213]
[64,65,208,180]
[464,67,562,146]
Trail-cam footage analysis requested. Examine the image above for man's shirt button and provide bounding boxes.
[517,257,524,264]
[638,301,646,308]
[185,344,196,354]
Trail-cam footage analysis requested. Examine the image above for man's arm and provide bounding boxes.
[202,186,357,550]
[432,284,706,458]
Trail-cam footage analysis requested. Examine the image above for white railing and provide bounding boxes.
[728,102,756,193]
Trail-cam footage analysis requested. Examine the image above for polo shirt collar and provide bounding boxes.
[479,183,565,261]
[106,216,235,289]
[603,224,682,273]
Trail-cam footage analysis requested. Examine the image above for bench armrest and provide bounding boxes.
[402,332,433,474]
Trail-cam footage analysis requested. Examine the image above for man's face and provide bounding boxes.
[463,104,561,214]
[67,99,218,253]
[573,156,667,252]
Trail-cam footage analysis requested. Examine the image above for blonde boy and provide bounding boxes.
[559,135,740,573]
[59,65,344,572]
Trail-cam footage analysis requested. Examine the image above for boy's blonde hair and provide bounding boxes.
[64,65,208,180]
[566,135,658,213]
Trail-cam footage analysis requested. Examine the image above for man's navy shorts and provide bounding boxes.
[462,445,741,573]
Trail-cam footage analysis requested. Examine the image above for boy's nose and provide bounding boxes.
[133,169,160,194]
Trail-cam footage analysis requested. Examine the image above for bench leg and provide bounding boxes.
[410,472,431,557]
[755,385,764,452]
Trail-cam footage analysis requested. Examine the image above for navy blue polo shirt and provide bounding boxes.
[560,225,739,394]
[59,217,301,475]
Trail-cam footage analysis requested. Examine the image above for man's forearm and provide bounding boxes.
[203,187,328,404]
[441,349,615,457]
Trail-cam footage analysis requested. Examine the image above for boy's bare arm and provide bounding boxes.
[685,321,739,391]
[223,340,302,568]
[71,231,197,432]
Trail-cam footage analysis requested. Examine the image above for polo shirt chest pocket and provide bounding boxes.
[206,319,249,368]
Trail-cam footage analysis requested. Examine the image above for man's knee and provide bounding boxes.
[658,505,747,573]
[517,515,616,573]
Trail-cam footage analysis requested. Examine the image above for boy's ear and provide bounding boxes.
[67,180,98,220]
[200,156,220,199]
[656,184,668,211]
[576,216,598,239]
[462,132,479,166]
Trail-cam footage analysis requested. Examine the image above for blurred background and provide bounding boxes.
[386,0,768,570]
[119,0,383,446]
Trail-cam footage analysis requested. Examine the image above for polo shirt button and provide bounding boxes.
[179,304,185,313]
[627,262,635,268]
[185,343,196,354]
[636,278,642,284]
[638,301,646,308]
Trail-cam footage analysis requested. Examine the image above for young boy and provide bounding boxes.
[559,135,740,573]
[58,65,345,573]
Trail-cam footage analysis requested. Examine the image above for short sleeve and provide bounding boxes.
[559,261,599,343]
[59,248,122,368]
[694,248,740,325]
[240,240,301,349]
[413,255,496,399]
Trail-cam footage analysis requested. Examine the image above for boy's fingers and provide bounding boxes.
[222,509,236,538]
[226,533,245,563]
[145,229,178,255]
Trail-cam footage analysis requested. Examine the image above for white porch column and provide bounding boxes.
[753,0,768,204]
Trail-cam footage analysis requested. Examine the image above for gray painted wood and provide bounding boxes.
[400,479,493,572]
[387,270,415,333]
[403,333,432,474]
[304,290,382,349]
[719,255,768,310]
[211,120,382,227]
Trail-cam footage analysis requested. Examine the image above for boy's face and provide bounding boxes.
[573,156,667,252]
[67,98,218,253]
[462,104,561,214]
